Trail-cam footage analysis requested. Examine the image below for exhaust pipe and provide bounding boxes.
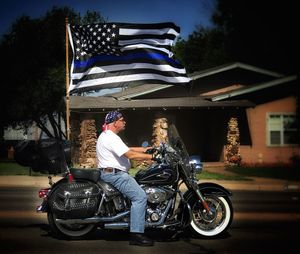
[55,211,130,225]
[104,222,129,229]
[56,200,177,228]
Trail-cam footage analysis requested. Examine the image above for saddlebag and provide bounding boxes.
[49,181,101,219]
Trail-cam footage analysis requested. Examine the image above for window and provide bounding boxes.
[268,114,298,146]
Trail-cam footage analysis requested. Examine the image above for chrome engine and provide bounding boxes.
[143,186,175,222]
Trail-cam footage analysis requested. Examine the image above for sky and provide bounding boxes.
[0,0,216,40]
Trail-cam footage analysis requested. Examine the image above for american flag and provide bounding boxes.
[68,22,191,94]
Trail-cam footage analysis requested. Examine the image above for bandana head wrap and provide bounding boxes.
[104,111,123,124]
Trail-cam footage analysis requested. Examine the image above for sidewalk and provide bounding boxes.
[0,175,299,192]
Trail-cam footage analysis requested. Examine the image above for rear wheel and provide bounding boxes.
[187,195,233,237]
[47,211,96,239]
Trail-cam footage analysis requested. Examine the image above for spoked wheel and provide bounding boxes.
[189,195,233,237]
[47,212,96,240]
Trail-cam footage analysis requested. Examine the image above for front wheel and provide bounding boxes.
[47,212,96,240]
[188,195,233,237]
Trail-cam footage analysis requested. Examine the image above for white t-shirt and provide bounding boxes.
[96,130,131,171]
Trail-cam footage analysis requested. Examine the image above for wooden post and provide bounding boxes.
[65,17,70,140]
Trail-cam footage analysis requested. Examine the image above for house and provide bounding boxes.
[1,115,66,160]
[69,62,299,166]
[210,73,299,165]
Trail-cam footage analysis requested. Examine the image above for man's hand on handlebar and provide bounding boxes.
[145,147,157,154]
[151,151,162,162]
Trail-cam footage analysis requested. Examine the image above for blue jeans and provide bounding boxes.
[100,170,147,233]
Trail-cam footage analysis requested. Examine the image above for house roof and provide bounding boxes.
[69,62,295,111]
[190,62,283,80]
[211,75,298,101]
[69,96,254,112]
[107,62,284,100]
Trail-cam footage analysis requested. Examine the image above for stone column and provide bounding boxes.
[151,117,169,146]
[78,119,97,168]
[225,117,242,165]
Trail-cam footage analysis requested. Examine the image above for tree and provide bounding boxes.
[174,0,298,75]
[173,27,231,73]
[0,7,106,140]
[212,0,298,74]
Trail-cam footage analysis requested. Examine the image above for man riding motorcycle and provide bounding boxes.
[97,110,156,246]
[36,113,233,243]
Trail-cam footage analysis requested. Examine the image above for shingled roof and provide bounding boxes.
[69,96,254,112]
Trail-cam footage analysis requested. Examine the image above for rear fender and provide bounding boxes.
[47,178,68,198]
[37,178,68,212]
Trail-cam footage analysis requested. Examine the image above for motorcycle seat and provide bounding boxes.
[70,168,100,183]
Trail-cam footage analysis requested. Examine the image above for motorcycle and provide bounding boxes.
[36,124,233,239]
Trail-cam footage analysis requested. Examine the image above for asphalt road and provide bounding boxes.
[0,187,300,253]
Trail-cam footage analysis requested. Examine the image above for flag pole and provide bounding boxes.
[65,17,70,140]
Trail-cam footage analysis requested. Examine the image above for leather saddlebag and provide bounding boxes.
[50,181,100,219]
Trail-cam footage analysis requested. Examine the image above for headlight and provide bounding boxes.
[189,155,203,173]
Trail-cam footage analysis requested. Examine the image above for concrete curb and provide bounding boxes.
[0,175,299,191]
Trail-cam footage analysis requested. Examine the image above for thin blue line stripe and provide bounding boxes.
[74,52,180,69]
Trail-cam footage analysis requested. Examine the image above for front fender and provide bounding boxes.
[181,182,232,211]
[197,182,233,197]
[184,182,232,201]
[178,182,232,227]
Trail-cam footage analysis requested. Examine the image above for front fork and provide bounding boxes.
[192,182,212,214]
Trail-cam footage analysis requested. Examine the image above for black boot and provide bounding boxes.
[129,233,154,246]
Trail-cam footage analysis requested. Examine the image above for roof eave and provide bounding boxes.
[69,96,254,112]
[211,75,297,102]
[190,62,284,80]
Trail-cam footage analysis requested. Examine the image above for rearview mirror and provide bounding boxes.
[141,141,149,147]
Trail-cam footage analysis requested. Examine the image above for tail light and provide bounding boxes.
[38,188,51,199]
[68,173,73,183]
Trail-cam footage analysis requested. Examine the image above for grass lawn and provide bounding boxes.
[227,165,300,181]
[1,161,298,181]
[197,170,250,181]
[129,167,250,181]
[0,161,46,176]
[0,161,246,180]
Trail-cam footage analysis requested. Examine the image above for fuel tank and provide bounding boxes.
[135,163,178,185]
